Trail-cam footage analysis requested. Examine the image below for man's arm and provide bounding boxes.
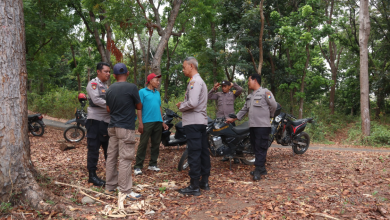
[265,90,277,117]
[106,106,110,113]
[208,82,220,100]
[179,80,202,112]
[236,96,250,120]
[86,82,106,108]
[136,103,143,133]
[232,83,243,97]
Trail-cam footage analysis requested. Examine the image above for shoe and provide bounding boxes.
[134,168,142,175]
[199,182,210,191]
[88,170,105,186]
[147,166,161,172]
[253,166,265,181]
[250,166,267,176]
[220,157,229,162]
[126,191,142,201]
[105,189,116,195]
[178,179,201,196]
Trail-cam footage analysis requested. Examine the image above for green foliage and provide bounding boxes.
[0,202,12,214]
[346,121,390,147]
[28,88,83,119]
[159,187,167,194]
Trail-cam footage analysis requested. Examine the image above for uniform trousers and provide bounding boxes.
[134,122,162,168]
[249,127,271,167]
[106,128,136,194]
[86,119,109,171]
[184,124,211,180]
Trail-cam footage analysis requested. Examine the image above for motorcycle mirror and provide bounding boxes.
[164,98,168,103]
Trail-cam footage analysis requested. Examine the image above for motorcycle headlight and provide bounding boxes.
[275,116,282,122]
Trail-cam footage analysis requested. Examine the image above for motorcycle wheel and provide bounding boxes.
[30,121,45,136]
[178,148,189,171]
[64,126,85,143]
[292,132,310,154]
[240,138,255,165]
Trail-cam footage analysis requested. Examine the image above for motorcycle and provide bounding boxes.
[160,107,187,148]
[178,114,254,171]
[63,93,88,143]
[28,113,45,136]
[268,104,313,154]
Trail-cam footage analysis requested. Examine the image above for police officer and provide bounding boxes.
[208,80,243,163]
[176,57,210,196]
[86,62,111,186]
[226,74,277,181]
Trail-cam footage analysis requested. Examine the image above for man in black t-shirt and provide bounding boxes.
[105,63,142,201]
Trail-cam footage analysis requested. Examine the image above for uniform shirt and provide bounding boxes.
[179,73,208,126]
[139,87,163,123]
[106,82,141,130]
[87,77,110,123]
[236,87,277,127]
[208,83,243,118]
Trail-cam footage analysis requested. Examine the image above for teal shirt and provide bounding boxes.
[139,87,163,123]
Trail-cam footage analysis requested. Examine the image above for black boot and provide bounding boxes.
[199,176,210,191]
[252,166,264,181]
[250,166,267,176]
[88,170,105,186]
[178,178,201,196]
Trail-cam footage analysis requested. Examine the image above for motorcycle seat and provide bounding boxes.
[232,121,249,135]
[28,114,41,119]
[291,119,308,126]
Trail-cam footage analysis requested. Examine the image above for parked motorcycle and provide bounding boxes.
[268,104,313,154]
[160,107,187,148]
[178,114,254,171]
[28,113,45,136]
[63,93,88,143]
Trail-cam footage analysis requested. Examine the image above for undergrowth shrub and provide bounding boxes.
[28,88,84,119]
[346,121,390,147]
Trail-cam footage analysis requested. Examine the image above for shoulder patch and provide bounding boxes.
[91,82,97,90]
[190,82,195,90]
[266,91,272,99]
[233,90,236,94]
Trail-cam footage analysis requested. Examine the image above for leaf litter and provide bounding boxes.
[5,127,389,219]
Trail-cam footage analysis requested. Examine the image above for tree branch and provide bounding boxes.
[247,47,258,73]
[33,37,53,57]
[70,4,93,34]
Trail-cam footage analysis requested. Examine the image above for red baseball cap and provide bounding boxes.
[146,73,162,84]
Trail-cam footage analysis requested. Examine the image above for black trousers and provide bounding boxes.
[249,127,271,167]
[86,119,109,171]
[184,124,211,180]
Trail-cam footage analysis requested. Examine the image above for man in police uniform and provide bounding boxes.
[226,74,277,181]
[208,80,243,163]
[86,62,111,186]
[176,57,210,196]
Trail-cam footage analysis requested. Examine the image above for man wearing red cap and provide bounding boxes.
[134,73,168,175]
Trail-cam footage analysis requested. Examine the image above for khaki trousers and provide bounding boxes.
[106,127,136,194]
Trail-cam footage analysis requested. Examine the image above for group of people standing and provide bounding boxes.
[84,56,277,199]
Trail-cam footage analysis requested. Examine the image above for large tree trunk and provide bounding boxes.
[359,0,370,136]
[257,0,265,75]
[129,37,138,85]
[0,0,54,208]
[298,44,310,119]
[211,22,218,83]
[150,0,183,77]
[70,44,81,92]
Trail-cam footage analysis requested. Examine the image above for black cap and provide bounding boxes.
[221,80,231,86]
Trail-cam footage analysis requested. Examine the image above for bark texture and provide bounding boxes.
[0,0,52,207]
[359,0,371,136]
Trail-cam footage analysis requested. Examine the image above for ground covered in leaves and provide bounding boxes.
[2,127,390,219]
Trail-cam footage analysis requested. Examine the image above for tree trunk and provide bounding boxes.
[257,0,265,75]
[70,44,81,92]
[359,0,371,136]
[286,49,294,114]
[0,0,54,208]
[129,37,138,85]
[298,44,310,119]
[211,22,218,83]
[150,0,183,77]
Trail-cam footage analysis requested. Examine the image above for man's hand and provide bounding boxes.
[162,123,169,130]
[176,102,182,108]
[213,82,220,90]
[230,82,233,86]
[138,123,144,134]
[225,118,237,124]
